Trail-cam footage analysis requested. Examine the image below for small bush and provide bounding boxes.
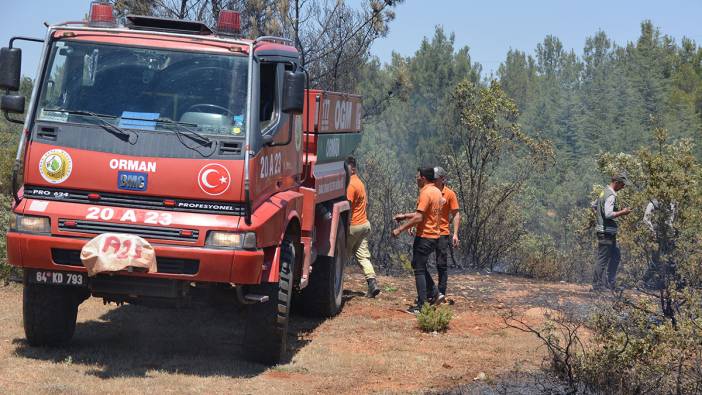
[417,303,452,332]
[383,284,398,292]
[397,253,413,274]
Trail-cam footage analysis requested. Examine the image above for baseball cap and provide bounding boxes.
[434,166,447,179]
[612,171,630,185]
[418,167,435,181]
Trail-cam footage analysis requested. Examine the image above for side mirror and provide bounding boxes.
[281,70,305,114]
[0,47,22,91]
[1,95,25,114]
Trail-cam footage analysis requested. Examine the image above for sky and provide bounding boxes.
[2,0,702,77]
[374,0,702,76]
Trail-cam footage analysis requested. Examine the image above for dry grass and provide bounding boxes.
[0,270,594,394]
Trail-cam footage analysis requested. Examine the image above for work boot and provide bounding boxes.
[428,288,446,305]
[366,278,381,298]
[433,292,446,305]
[405,305,421,315]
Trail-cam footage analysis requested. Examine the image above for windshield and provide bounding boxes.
[36,40,248,136]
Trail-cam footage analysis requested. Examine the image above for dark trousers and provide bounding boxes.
[412,236,438,307]
[643,249,663,290]
[435,235,449,295]
[644,240,679,290]
[594,233,620,289]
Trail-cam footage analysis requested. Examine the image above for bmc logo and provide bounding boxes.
[117,171,147,191]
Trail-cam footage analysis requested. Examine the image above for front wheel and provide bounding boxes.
[242,237,296,365]
[300,221,346,317]
[23,282,84,346]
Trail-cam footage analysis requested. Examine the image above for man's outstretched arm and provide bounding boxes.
[451,209,460,247]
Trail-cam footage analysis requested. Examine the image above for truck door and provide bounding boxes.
[250,60,303,210]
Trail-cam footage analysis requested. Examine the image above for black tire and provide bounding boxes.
[242,237,295,365]
[300,221,346,317]
[23,283,82,346]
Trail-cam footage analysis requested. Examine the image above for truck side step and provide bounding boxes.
[244,294,270,303]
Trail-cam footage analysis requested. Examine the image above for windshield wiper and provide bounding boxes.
[153,117,213,147]
[45,109,138,144]
[147,117,217,157]
[117,114,214,148]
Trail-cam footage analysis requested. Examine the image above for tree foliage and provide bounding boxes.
[488,21,702,280]
[597,126,702,308]
[357,27,485,271]
[0,77,32,280]
[440,80,553,269]
[110,0,403,92]
[516,129,702,393]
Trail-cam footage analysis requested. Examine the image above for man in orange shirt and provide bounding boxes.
[391,167,443,314]
[345,157,381,298]
[433,167,460,303]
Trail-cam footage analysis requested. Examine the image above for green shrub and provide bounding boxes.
[397,253,413,274]
[0,195,12,283]
[417,303,452,332]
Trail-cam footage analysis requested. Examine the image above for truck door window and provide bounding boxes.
[259,62,280,132]
[39,43,71,109]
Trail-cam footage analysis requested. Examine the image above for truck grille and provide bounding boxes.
[24,185,246,216]
[52,248,199,275]
[58,219,199,242]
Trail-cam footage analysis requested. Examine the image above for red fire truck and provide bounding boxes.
[0,2,362,365]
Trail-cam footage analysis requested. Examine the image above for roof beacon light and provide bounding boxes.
[217,10,241,36]
[89,1,116,27]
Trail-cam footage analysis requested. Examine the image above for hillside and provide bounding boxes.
[0,271,592,394]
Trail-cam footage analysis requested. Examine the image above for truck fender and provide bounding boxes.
[262,209,302,284]
[318,200,350,258]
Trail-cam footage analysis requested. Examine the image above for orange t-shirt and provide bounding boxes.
[439,186,459,236]
[347,174,368,226]
[415,183,442,239]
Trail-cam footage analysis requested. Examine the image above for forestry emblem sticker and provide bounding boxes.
[39,149,73,184]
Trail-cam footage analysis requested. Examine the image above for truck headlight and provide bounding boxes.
[205,231,256,249]
[10,214,51,234]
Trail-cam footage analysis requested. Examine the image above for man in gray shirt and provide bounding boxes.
[592,172,632,291]
[643,199,675,234]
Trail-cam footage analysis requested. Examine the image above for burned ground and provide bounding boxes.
[0,270,595,394]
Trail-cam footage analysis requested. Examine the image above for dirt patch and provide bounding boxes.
[0,271,593,394]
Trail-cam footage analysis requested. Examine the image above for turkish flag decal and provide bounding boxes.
[197,163,231,196]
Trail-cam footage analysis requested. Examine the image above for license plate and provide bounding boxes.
[28,270,87,286]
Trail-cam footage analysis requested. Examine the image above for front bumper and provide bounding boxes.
[6,232,264,284]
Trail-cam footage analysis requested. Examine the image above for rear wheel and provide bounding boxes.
[23,281,85,346]
[242,237,296,365]
[300,221,346,317]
